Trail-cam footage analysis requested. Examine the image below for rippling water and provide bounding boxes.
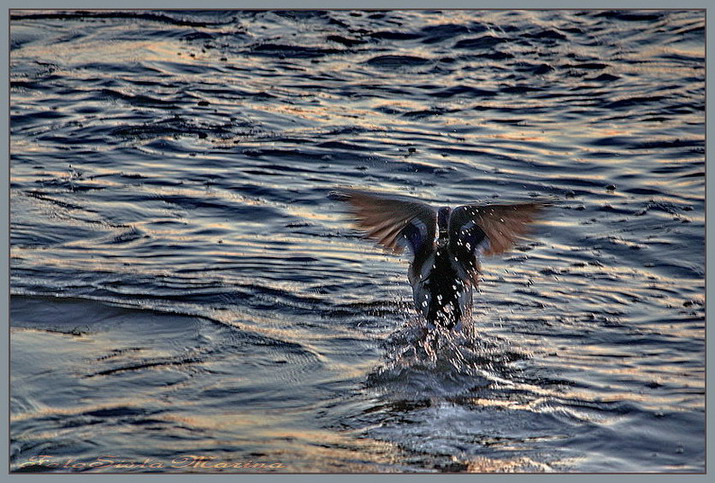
[10,9,705,473]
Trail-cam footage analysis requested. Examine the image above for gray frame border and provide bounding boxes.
[3,1,710,482]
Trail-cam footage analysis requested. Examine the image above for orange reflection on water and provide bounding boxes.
[490,132,548,143]
[466,455,560,473]
[158,412,406,472]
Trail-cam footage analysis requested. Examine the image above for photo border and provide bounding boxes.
[3,1,710,481]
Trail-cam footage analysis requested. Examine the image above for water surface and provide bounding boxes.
[10,9,705,473]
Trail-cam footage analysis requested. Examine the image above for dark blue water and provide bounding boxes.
[10,9,704,473]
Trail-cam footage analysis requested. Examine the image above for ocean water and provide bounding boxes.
[9,9,704,473]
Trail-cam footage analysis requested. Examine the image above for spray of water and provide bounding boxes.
[366,313,528,400]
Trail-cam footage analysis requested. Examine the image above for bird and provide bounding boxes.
[333,188,547,331]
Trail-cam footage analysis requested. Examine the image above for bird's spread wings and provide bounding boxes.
[449,202,546,282]
[334,188,436,257]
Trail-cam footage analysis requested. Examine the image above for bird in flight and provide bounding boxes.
[334,188,547,331]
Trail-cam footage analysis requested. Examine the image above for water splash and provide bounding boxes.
[367,315,528,399]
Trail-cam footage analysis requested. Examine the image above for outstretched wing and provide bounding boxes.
[333,188,437,257]
[449,202,546,282]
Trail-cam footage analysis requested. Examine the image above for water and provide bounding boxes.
[9,9,704,473]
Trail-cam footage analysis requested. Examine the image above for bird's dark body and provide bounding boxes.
[335,189,544,331]
[409,245,472,330]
